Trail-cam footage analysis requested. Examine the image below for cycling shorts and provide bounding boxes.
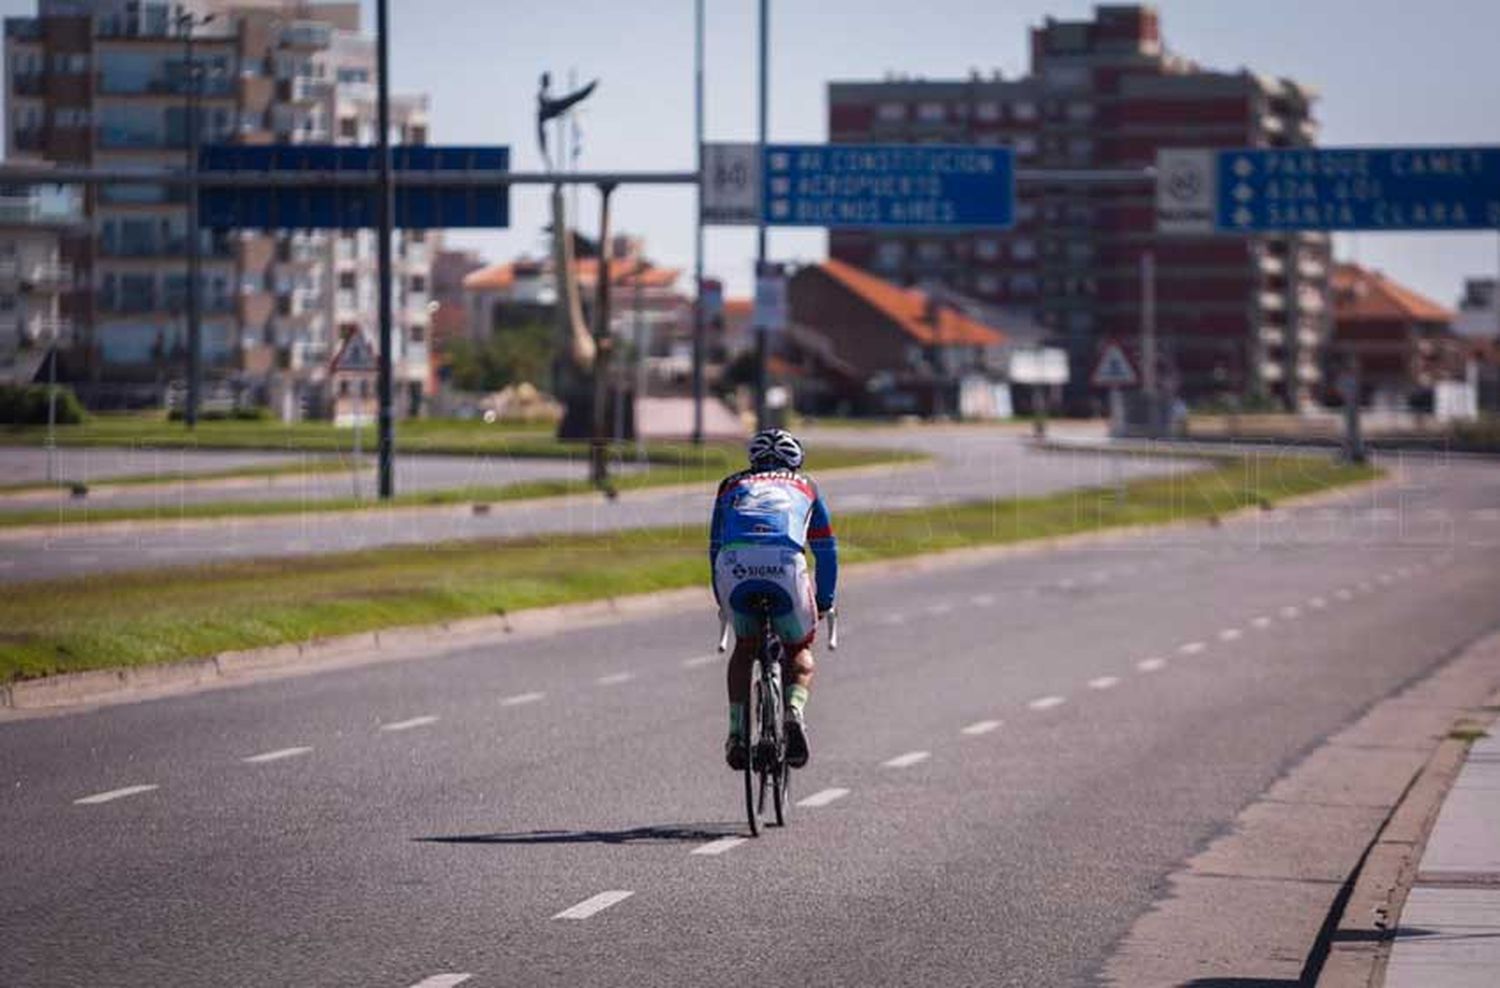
[713,546,818,650]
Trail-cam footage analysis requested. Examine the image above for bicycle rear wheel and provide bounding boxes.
[743,658,762,838]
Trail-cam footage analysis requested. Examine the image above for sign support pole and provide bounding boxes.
[353,385,363,501]
[591,182,617,494]
[691,0,706,445]
[375,0,395,500]
[753,0,769,431]
[1140,250,1157,438]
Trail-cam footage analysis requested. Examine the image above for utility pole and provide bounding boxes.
[753,0,769,430]
[178,11,213,429]
[375,0,396,499]
[690,0,706,445]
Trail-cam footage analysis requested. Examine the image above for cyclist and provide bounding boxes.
[710,428,838,772]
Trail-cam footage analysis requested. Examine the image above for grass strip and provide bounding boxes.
[0,443,916,528]
[0,455,1376,682]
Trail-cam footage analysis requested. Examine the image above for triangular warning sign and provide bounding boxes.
[330,331,377,373]
[1089,340,1140,388]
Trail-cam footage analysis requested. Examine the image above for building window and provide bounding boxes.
[876,102,906,122]
[1014,135,1038,158]
[1010,239,1037,261]
[876,240,904,271]
[1010,274,1038,296]
[338,271,356,290]
[1012,101,1037,121]
[975,238,1000,261]
[1066,101,1095,122]
[975,101,1001,122]
[975,273,1000,296]
[916,102,945,123]
[339,117,358,139]
[409,275,427,293]
[916,241,944,263]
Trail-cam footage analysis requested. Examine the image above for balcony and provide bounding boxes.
[1257,253,1285,276]
[96,73,236,99]
[279,76,331,103]
[12,127,45,153]
[1298,258,1327,280]
[98,235,234,259]
[25,313,72,343]
[96,126,184,151]
[1258,325,1285,347]
[1260,360,1285,383]
[1258,290,1286,311]
[0,259,74,289]
[12,72,45,97]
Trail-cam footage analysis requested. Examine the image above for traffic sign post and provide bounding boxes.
[1157,146,1500,234]
[1090,339,1140,447]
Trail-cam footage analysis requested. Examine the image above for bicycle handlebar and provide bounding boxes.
[715,607,839,653]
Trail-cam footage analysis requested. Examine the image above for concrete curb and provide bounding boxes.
[0,467,1388,718]
[1101,627,1500,987]
[1314,682,1500,988]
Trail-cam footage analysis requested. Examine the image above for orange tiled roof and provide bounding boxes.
[816,259,1005,346]
[462,261,516,291]
[1332,263,1454,323]
[465,257,679,292]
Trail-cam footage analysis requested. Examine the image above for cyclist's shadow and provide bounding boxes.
[413,822,741,847]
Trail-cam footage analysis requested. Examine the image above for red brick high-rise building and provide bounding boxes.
[827,4,1330,409]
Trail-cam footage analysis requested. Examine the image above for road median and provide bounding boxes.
[0,454,1378,710]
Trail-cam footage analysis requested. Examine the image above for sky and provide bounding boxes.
[6,0,1500,304]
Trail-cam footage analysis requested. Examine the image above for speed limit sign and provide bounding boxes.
[701,142,761,226]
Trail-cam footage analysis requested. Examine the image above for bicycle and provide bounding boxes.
[719,601,838,837]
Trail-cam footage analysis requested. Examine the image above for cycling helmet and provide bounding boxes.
[747,428,804,471]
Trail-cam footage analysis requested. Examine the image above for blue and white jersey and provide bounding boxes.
[709,468,838,611]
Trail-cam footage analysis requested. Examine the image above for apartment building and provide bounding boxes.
[827,4,1331,409]
[3,0,434,416]
[0,185,82,384]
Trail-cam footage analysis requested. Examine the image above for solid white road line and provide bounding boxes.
[970,593,996,607]
[882,750,931,768]
[1088,676,1121,690]
[960,719,1002,736]
[242,746,312,764]
[500,691,545,706]
[596,672,635,686]
[1028,695,1066,711]
[1178,641,1206,655]
[74,784,158,806]
[1137,658,1167,673]
[797,787,850,808]
[1218,628,1243,642]
[682,655,718,668]
[692,836,749,856]
[1251,616,1273,629]
[407,976,472,988]
[380,715,438,732]
[553,890,634,920]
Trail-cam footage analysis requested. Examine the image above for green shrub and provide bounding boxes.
[165,405,272,422]
[0,384,88,425]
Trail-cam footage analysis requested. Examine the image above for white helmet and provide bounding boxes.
[747,428,804,471]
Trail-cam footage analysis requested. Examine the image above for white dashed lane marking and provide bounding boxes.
[1251,616,1273,629]
[797,787,850,808]
[553,890,634,920]
[1335,588,1354,601]
[1280,606,1301,619]
[1308,596,1327,609]
[242,746,312,764]
[1088,676,1120,690]
[380,715,438,732]
[1178,641,1206,655]
[1027,695,1066,711]
[1057,578,1077,590]
[927,602,954,616]
[74,784,158,806]
[1218,628,1242,642]
[596,672,635,686]
[1137,658,1167,673]
[406,976,472,988]
[882,751,931,768]
[960,719,1002,736]
[877,613,906,625]
[970,593,996,607]
[692,836,749,856]
[500,691,545,707]
[682,655,718,668]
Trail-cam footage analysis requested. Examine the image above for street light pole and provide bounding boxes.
[753,0,769,430]
[179,11,213,429]
[375,0,396,499]
[690,0,705,445]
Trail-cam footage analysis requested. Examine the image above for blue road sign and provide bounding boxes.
[762,144,1013,229]
[198,145,510,229]
[1214,147,1500,232]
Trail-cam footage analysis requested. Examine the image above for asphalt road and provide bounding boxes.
[0,427,1191,584]
[1,457,1497,986]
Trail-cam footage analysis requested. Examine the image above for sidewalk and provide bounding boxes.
[1383,732,1500,987]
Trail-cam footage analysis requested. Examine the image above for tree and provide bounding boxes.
[445,321,554,393]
